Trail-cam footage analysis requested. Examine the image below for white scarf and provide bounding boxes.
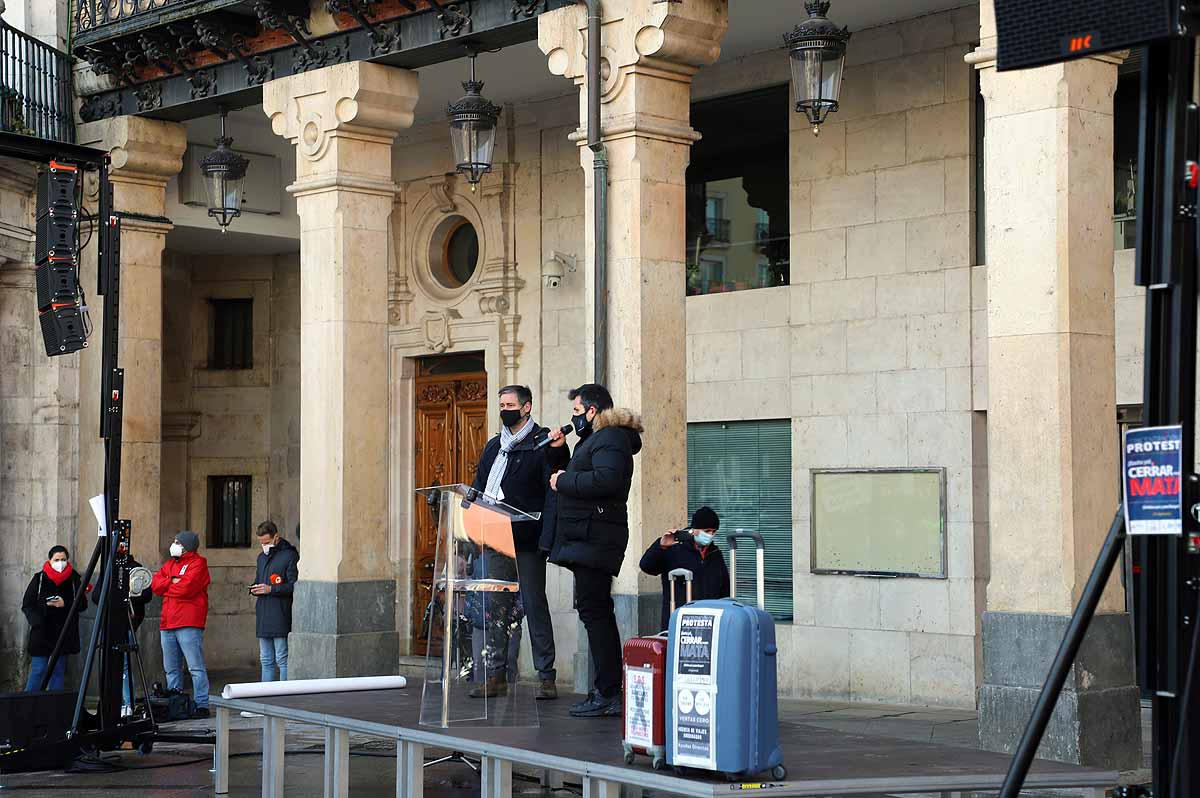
[484,417,535,501]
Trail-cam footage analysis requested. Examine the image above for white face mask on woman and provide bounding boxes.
[50,560,68,573]
[169,542,184,558]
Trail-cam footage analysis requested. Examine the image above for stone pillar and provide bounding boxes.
[540,1,728,685]
[76,117,185,566]
[970,2,1141,768]
[264,61,418,677]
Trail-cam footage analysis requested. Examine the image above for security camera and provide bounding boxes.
[543,251,576,288]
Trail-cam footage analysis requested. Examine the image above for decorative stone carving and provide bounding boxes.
[428,176,456,213]
[422,309,460,353]
[293,37,350,74]
[538,0,727,103]
[79,93,121,123]
[436,2,471,38]
[77,116,187,191]
[133,81,163,112]
[263,61,419,167]
[195,19,274,85]
[512,0,545,19]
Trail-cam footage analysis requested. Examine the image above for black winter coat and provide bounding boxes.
[471,422,568,553]
[639,540,730,630]
[539,409,644,577]
[22,569,86,656]
[255,538,300,639]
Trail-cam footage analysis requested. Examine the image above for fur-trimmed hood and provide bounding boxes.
[592,408,643,456]
[593,408,644,433]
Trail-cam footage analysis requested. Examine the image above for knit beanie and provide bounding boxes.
[176,531,200,553]
[690,506,720,530]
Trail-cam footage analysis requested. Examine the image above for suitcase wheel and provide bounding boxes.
[651,756,665,771]
[623,751,635,765]
[771,765,788,781]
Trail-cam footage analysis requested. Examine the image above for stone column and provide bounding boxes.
[970,2,1140,768]
[264,61,418,677]
[76,117,185,565]
[539,0,728,682]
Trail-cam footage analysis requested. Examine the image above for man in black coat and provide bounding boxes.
[639,506,730,630]
[249,521,300,682]
[469,384,566,700]
[543,383,643,718]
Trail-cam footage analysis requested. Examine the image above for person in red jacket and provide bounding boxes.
[151,531,211,718]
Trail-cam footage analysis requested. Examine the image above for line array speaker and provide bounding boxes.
[34,160,86,357]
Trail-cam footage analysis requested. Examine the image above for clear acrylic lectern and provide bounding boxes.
[414,483,540,728]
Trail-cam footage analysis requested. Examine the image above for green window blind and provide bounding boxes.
[686,420,793,621]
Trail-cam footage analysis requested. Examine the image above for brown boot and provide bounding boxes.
[536,679,558,700]
[469,675,508,698]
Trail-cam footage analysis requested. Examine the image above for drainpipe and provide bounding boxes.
[580,0,607,385]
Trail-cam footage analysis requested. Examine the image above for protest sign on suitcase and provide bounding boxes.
[665,531,786,782]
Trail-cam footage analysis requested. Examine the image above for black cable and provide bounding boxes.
[1169,582,1200,796]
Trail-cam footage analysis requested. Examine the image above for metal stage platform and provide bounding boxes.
[210,685,1117,798]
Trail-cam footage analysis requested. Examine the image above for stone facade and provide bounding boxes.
[0,0,1150,770]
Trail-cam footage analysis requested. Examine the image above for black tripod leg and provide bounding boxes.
[999,509,1127,798]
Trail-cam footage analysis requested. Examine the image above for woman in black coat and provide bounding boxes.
[22,545,87,691]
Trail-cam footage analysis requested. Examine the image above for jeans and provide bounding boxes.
[258,637,289,682]
[161,627,210,708]
[573,565,622,699]
[25,655,67,692]
[516,549,556,681]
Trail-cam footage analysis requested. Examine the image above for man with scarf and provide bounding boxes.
[468,385,566,699]
[22,545,88,691]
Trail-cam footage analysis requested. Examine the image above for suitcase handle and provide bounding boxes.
[667,568,693,611]
[727,530,766,611]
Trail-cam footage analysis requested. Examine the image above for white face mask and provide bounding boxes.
[50,560,68,573]
[261,543,273,555]
[694,531,715,547]
[169,542,184,558]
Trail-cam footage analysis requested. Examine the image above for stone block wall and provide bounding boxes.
[0,160,81,691]
[685,7,985,707]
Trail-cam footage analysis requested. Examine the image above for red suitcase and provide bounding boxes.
[622,568,692,770]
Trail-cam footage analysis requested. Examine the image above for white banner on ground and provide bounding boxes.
[221,675,407,700]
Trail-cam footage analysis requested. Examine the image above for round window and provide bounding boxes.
[433,218,479,289]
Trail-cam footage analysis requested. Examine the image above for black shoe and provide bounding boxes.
[191,707,210,719]
[570,693,621,718]
[536,680,558,700]
[570,691,597,713]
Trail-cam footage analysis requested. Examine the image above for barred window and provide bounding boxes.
[207,475,251,548]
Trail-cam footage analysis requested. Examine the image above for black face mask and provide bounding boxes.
[500,409,524,429]
[572,411,592,439]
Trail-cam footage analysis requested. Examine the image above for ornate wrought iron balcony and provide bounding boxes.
[74,0,248,49]
[0,19,73,143]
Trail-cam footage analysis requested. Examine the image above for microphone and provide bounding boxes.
[535,424,573,450]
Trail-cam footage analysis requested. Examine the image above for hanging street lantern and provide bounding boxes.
[447,51,501,191]
[200,107,250,233]
[784,0,851,136]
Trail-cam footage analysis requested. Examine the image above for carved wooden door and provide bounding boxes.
[412,359,489,654]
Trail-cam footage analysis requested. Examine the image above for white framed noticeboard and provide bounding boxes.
[671,608,722,770]
[624,666,654,750]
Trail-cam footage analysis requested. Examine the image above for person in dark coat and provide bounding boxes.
[639,506,731,630]
[543,383,643,718]
[22,545,87,691]
[468,384,567,700]
[249,521,300,682]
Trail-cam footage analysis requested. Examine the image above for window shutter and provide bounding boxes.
[687,420,793,620]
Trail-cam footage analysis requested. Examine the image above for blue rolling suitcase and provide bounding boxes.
[665,531,786,782]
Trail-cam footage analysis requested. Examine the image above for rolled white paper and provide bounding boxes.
[221,675,407,700]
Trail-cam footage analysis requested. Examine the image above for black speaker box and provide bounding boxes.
[995,0,1194,72]
[36,162,77,217]
[39,304,87,357]
[34,209,76,263]
[35,256,77,312]
[0,690,78,773]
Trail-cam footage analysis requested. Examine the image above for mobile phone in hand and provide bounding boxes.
[45,595,61,604]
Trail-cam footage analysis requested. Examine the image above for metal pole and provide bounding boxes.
[998,509,1127,797]
[441,490,454,727]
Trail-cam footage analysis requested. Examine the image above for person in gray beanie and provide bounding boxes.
[151,531,212,718]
